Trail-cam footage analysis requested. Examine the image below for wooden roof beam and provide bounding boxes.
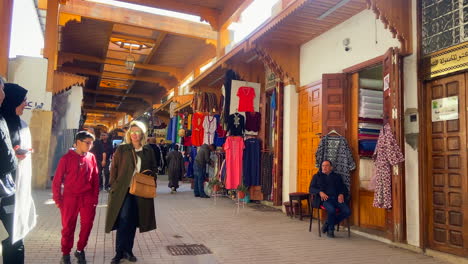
[60,0,218,40]
[60,66,172,88]
[117,0,219,30]
[83,88,153,105]
[219,0,254,30]
[59,52,182,80]
[83,107,130,115]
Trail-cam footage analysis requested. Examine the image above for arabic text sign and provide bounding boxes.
[427,43,468,79]
[432,96,459,122]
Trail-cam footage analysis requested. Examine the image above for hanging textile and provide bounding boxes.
[213,114,226,147]
[227,113,244,136]
[237,86,256,112]
[243,138,260,187]
[191,112,205,146]
[245,112,261,134]
[315,135,356,192]
[202,115,217,144]
[271,89,277,128]
[223,136,244,189]
[372,123,404,209]
[261,152,274,195]
[223,70,240,125]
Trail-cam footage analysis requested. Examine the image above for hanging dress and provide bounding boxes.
[191,112,205,146]
[202,115,217,145]
[223,136,244,189]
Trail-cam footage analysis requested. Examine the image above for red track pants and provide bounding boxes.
[60,193,96,255]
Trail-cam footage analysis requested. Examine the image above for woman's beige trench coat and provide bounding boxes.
[105,144,158,233]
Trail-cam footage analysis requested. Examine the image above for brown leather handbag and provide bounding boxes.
[130,150,157,198]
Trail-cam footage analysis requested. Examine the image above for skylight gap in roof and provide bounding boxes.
[86,0,209,24]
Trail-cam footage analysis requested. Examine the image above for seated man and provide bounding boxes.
[309,160,351,238]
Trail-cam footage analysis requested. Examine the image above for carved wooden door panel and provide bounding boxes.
[322,74,347,135]
[426,73,468,257]
[297,82,321,193]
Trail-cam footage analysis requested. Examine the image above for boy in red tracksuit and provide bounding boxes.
[53,131,99,264]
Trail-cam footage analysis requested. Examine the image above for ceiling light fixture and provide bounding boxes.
[125,45,136,71]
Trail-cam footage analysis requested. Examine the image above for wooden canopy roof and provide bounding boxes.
[50,0,251,127]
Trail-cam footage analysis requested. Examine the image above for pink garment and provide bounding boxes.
[372,123,404,209]
[202,115,217,145]
[223,136,245,189]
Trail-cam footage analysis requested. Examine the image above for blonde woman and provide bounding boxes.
[105,121,158,264]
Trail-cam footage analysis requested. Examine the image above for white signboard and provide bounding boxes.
[383,74,390,91]
[432,96,459,122]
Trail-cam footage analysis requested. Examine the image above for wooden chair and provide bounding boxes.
[308,194,351,237]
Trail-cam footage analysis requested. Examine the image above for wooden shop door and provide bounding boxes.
[297,81,322,193]
[425,73,468,257]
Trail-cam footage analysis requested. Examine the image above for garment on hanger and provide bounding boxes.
[372,123,404,209]
[223,70,239,125]
[227,113,245,136]
[223,136,244,189]
[315,135,356,192]
[261,152,274,196]
[243,138,260,187]
[237,86,256,112]
[213,114,226,147]
[191,112,205,146]
[245,112,261,133]
[271,89,277,128]
[202,115,217,144]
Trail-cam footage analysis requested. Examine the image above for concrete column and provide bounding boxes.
[282,84,298,203]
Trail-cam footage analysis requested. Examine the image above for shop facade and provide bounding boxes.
[419,0,468,257]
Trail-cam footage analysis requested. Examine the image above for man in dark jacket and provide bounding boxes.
[193,144,215,198]
[309,160,351,238]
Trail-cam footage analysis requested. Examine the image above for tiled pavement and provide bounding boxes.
[1,180,447,264]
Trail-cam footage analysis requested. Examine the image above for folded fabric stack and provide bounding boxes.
[359,89,383,119]
[358,118,383,157]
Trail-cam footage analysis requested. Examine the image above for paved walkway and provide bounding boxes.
[1,180,446,264]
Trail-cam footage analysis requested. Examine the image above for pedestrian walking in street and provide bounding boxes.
[99,132,113,191]
[159,139,168,174]
[105,121,158,264]
[0,82,37,264]
[52,131,99,264]
[166,144,185,193]
[194,144,216,198]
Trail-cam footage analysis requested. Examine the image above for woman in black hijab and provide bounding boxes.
[0,83,30,264]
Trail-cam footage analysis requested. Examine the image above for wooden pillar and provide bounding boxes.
[44,0,59,92]
[273,81,284,206]
[0,0,14,78]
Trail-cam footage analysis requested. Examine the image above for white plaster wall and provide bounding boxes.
[402,0,420,247]
[300,9,401,86]
[283,84,298,202]
[7,56,51,124]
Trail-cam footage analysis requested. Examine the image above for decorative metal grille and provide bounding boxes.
[166,244,212,256]
[422,0,468,55]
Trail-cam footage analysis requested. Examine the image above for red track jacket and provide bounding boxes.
[52,149,99,207]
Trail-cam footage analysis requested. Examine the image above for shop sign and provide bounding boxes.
[423,42,468,79]
[431,96,459,122]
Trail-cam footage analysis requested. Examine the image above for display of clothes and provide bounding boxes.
[193,92,219,113]
[243,138,261,187]
[202,115,217,144]
[191,112,205,146]
[227,113,244,136]
[372,123,404,209]
[223,136,244,189]
[315,134,356,192]
[166,117,178,142]
[237,86,256,112]
[359,89,383,119]
[358,86,383,157]
[245,112,261,134]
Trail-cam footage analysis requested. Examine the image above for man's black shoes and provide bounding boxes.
[327,230,335,238]
[200,195,210,198]
[321,222,328,234]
